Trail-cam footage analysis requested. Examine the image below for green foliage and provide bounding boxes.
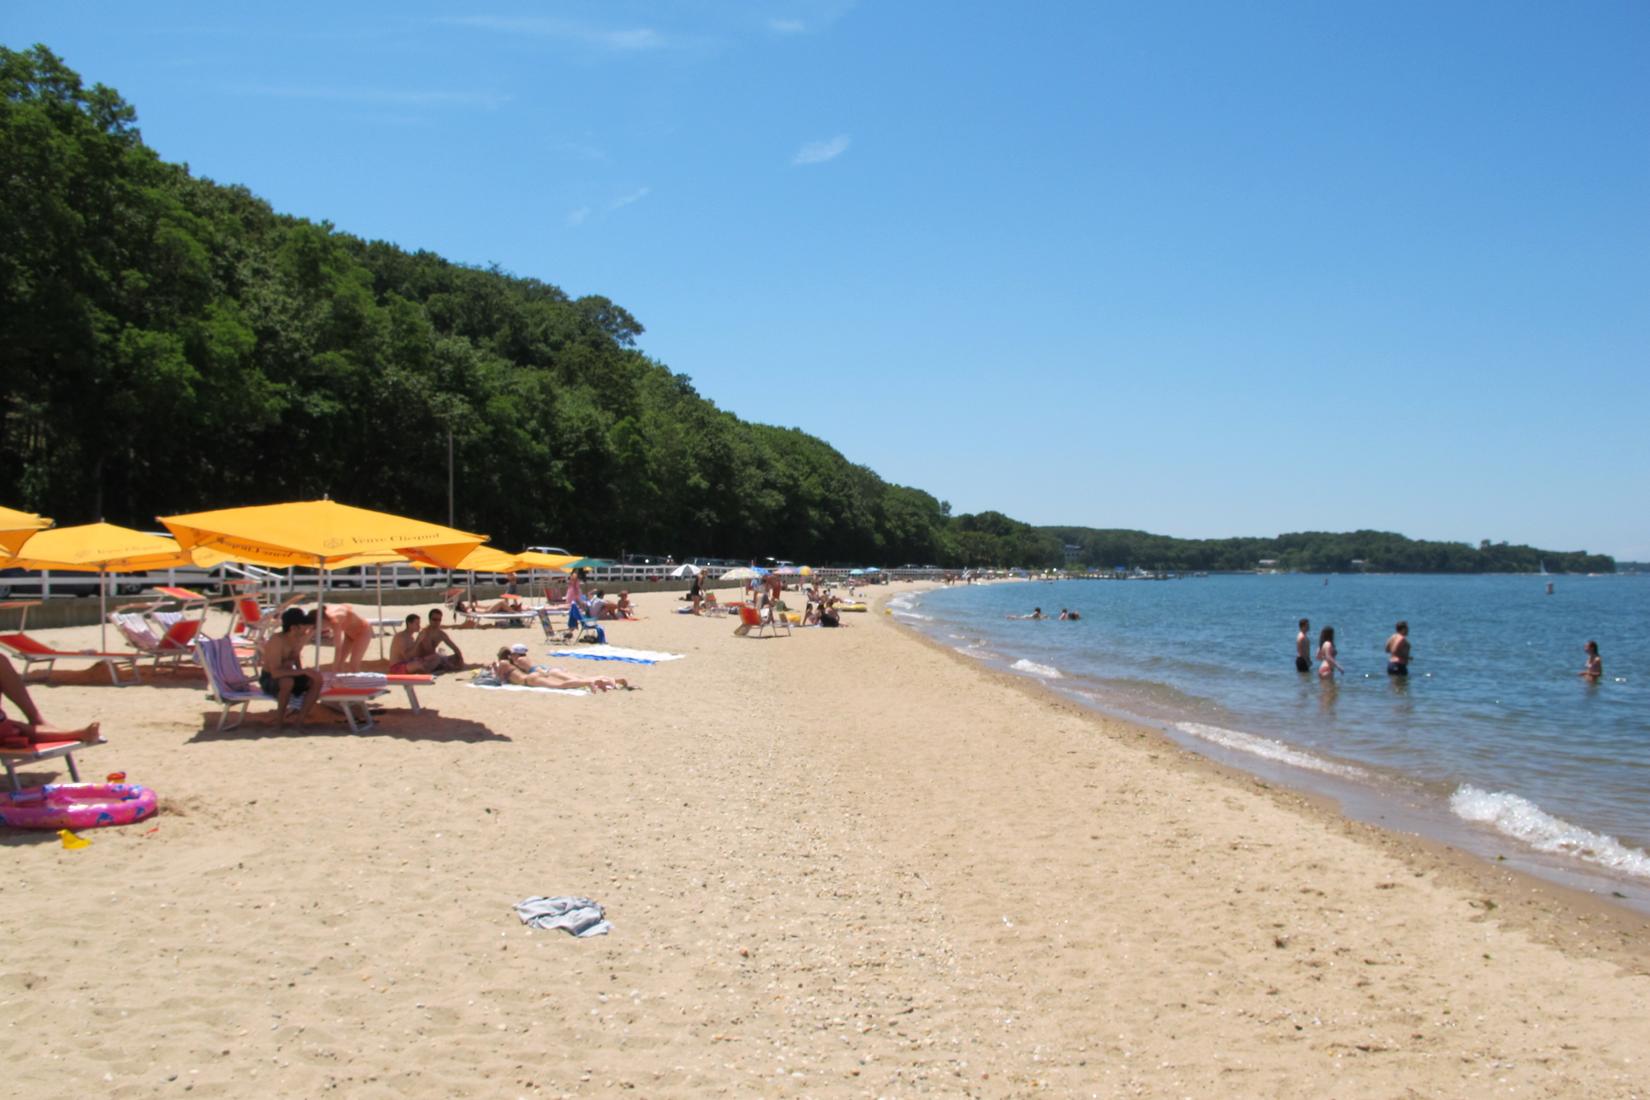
[0,48,1614,576]
[1044,527,1615,574]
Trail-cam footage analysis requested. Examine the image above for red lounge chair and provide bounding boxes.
[0,736,105,791]
[109,612,203,670]
[0,633,140,686]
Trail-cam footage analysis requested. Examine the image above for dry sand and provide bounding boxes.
[3,582,1648,1098]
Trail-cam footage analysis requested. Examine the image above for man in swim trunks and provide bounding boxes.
[388,613,443,674]
[1295,619,1312,673]
[1384,621,1412,676]
[260,608,322,729]
[0,654,101,745]
[415,608,466,672]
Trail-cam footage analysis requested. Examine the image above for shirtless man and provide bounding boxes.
[0,654,101,744]
[322,603,373,673]
[260,608,322,728]
[1384,621,1412,677]
[389,613,444,674]
[415,608,466,672]
[1295,619,1312,673]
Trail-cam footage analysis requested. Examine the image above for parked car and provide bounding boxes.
[619,552,672,566]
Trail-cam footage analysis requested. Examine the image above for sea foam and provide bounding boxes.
[1174,722,1368,779]
[1011,658,1062,679]
[1449,786,1650,880]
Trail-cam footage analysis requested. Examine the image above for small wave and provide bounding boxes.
[1010,658,1062,679]
[1449,786,1650,879]
[892,610,933,621]
[1174,722,1368,779]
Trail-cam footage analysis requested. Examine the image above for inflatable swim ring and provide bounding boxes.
[837,603,868,613]
[0,783,158,830]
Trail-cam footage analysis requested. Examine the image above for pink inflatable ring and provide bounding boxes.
[0,783,158,830]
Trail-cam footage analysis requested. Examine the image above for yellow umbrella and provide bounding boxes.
[514,551,579,571]
[0,506,52,558]
[11,522,195,648]
[160,500,486,663]
[161,500,484,569]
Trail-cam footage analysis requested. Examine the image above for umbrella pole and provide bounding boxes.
[100,568,108,651]
[314,555,326,669]
[376,564,386,660]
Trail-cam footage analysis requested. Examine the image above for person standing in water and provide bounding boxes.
[1295,619,1312,673]
[1580,640,1603,682]
[1317,625,1344,680]
[1384,621,1412,677]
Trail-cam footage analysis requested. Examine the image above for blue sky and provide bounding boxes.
[6,1,1647,558]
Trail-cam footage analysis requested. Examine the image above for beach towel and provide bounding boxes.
[513,896,610,937]
[466,681,588,696]
[545,645,684,665]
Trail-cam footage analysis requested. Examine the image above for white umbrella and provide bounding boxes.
[670,563,701,577]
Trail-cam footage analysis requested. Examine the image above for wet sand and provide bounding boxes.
[2,583,1648,1097]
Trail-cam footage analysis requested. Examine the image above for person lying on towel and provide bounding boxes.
[491,645,631,692]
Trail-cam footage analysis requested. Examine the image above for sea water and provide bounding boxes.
[890,574,1650,904]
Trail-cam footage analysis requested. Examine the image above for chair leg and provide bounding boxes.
[4,759,18,792]
[64,751,80,782]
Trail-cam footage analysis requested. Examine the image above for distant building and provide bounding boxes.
[1063,543,1084,565]
[1257,559,1278,568]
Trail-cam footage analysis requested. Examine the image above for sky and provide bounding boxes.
[5,1,1647,558]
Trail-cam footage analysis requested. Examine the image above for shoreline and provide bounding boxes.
[881,586,1650,963]
[3,582,1648,1095]
[893,578,1650,919]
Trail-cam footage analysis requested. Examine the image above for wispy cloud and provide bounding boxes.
[439,15,668,51]
[566,187,652,229]
[228,83,511,109]
[768,18,808,34]
[792,134,850,165]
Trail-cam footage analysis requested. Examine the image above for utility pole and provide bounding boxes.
[447,428,455,528]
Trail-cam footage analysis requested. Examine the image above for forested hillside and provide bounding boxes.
[0,46,1614,574]
[0,46,972,564]
[1044,528,1615,574]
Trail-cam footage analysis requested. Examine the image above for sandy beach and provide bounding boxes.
[3,582,1648,1098]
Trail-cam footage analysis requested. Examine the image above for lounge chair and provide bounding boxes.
[734,604,788,639]
[110,612,203,670]
[0,633,141,685]
[567,603,605,644]
[194,636,389,733]
[0,736,105,792]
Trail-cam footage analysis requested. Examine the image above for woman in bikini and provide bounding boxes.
[1317,625,1345,680]
[492,648,630,691]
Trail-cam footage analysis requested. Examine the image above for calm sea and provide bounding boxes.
[891,574,1650,905]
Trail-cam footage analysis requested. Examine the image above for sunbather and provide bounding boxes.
[416,609,466,671]
[492,646,630,691]
[0,654,101,744]
[389,613,444,674]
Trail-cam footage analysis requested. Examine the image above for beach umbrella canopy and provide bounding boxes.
[720,567,761,581]
[515,551,579,571]
[10,522,195,648]
[563,557,610,570]
[160,500,485,569]
[0,506,52,558]
[670,563,701,577]
[161,500,486,663]
[452,545,525,574]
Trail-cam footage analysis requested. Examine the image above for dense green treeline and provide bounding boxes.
[0,46,974,564]
[0,47,1616,574]
[1043,527,1615,574]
